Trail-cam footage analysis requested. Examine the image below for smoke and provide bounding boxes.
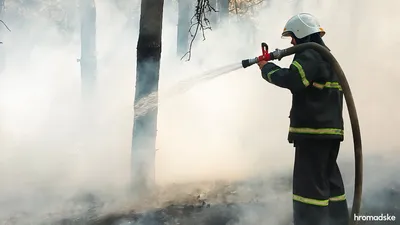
[0,0,399,223]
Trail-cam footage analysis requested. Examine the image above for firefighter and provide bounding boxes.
[257,13,349,225]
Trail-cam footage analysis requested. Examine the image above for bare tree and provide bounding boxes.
[177,0,191,56]
[208,0,217,25]
[131,0,164,193]
[131,0,264,193]
[0,0,6,74]
[79,0,97,99]
[180,0,216,60]
[218,0,229,18]
[180,0,265,60]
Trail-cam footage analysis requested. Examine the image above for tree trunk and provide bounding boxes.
[218,0,229,20]
[208,0,217,27]
[79,0,97,99]
[176,0,190,56]
[78,0,97,169]
[131,0,164,193]
[0,0,6,74]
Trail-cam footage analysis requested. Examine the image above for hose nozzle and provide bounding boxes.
[242,49,286,68]
[241,57,259,68]
[242,42,274,68]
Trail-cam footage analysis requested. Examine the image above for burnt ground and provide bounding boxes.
[2,152,400,225]
[51,185,400,225]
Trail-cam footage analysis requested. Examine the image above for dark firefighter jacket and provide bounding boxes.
[261,48,344,143]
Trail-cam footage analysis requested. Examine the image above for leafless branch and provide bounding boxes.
[229,0,263,14]
[180,0,217,61]
[0,20,11,44]
[0,20,11,32]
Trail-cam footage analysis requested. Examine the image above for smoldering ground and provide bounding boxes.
[0,0,399,224]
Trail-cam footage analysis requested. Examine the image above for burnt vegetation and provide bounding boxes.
[2,156,400,225]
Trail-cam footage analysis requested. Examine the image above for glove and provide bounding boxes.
[257,60,269,70]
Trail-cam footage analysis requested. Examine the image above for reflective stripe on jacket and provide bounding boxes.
[260,48,344,143]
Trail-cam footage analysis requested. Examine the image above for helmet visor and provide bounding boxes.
[281,30,293,39]
[281,31,291,37]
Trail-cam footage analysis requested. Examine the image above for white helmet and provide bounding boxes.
[282,13,325,39]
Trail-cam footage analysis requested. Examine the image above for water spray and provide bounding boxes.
[242,42,363,225]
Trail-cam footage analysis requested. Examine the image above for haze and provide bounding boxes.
[0,0,398,222]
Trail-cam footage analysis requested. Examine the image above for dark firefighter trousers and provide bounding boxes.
[293,139,349,225]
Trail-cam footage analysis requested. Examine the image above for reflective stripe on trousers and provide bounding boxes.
[289,127,344,135]
[329,194,346,201]
[293,194,328,206]
[293,194,346,206]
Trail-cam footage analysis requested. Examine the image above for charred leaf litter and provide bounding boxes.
[2,155,400,225]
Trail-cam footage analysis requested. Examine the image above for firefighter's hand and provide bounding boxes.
[257,61,268,70]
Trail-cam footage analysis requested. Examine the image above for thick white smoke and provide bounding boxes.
[0,0,399,223]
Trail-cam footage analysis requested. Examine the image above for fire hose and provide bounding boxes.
[242,42,363,225]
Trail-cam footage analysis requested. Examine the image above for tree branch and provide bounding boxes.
[229,0,264,14]
[0,20,11,32]
[180,0,217,61]
[0,20,11,44]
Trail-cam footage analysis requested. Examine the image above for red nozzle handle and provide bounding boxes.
[261,42,268,55]
[257,42,271,62]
